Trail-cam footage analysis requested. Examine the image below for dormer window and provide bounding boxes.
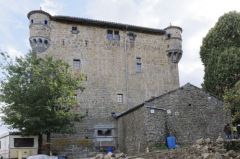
[71,26,79,34]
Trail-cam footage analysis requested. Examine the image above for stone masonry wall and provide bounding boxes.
[117,106,147,155]
[144,84,230,144]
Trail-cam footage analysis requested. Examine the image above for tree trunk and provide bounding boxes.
[46,132,51,155]
[38,133,43,154]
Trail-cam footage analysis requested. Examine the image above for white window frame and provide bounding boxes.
[117,94,123,103]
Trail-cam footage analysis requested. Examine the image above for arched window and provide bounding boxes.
[44,20,48,25]
[39,39,42,43]
[33,39,37,44]
[44,40,48,45]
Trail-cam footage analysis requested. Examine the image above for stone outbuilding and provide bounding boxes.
[116,83,230,155]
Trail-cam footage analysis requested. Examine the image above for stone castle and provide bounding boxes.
[27,10,228,157]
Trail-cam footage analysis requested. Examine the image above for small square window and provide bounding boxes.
[73,59,81,69]
[117,94,123,103]
[71,26,79,34]
[72,26,77,31]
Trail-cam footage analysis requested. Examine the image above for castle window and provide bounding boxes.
[107,30,113,40]
[117,94,123,103]
[97,129,112,137]
[73,59,81,69]
[167,33,171,39]
[136,57,142,73]
[114,30,120,41]
[71,26,79,34]
[44,20,48,25]
[33,39,37,44]
[39,39,42,43]
[44,40,48,45]
[31,19,34,24]
[128,32,135,41]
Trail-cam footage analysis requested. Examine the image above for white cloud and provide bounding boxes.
[40,0,63,15]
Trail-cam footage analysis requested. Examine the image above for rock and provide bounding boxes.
[103,152,113,159]
[214,152,222,159]
[235,155,240,159]
[202,152,210,159]
[226,150,237,158]
[115,153,126,159]
[95,154,104,159]
[216,136,224,144]
[196,138,205,145]
[205,138,211,144]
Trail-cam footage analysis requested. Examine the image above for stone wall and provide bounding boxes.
[117,106,147,154]
[145,83,230,144]
[117,83,231,155]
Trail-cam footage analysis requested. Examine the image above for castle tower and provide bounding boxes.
[28,10,51,53]
[165,26,182,63]
[27,10,183,156]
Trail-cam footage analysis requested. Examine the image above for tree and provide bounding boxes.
[224,81,240,124]
[0,52,83,154]
[200,11,240,98]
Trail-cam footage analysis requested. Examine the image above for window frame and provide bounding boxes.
[136,57,142,73]
[73,59,81,69]
[117,94,123,103]
[14,138,34,148]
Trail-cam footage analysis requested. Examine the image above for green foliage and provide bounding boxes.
[200,11,240,98]
[0,52,83,135]
[224,81,240,124]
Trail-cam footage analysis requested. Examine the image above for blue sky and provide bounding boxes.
[1,0,240,131]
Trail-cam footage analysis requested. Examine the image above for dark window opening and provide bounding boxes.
[85,40,88,47]
[128,32,135,41]
[72,26,77,31]
[71,26,79,34]
[44,40,48,45]
[62,40,65,46]
[107,30,113,40]
[31,19,34,24]
[188,104,192,106]
[114,30,120,41]
[136,57,142,73]
[14,138,34,147]
[39,39,42,43]
[97,129,112,136]
[33,39,37,44]
[73,59,81,69]
[44,20,48,25]
[167,33,171,39]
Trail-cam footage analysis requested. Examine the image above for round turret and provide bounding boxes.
[27,10,51,53]
[164,26,182,63]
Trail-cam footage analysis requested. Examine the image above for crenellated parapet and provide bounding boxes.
[28,10,51,53]
[165,26,183,63]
